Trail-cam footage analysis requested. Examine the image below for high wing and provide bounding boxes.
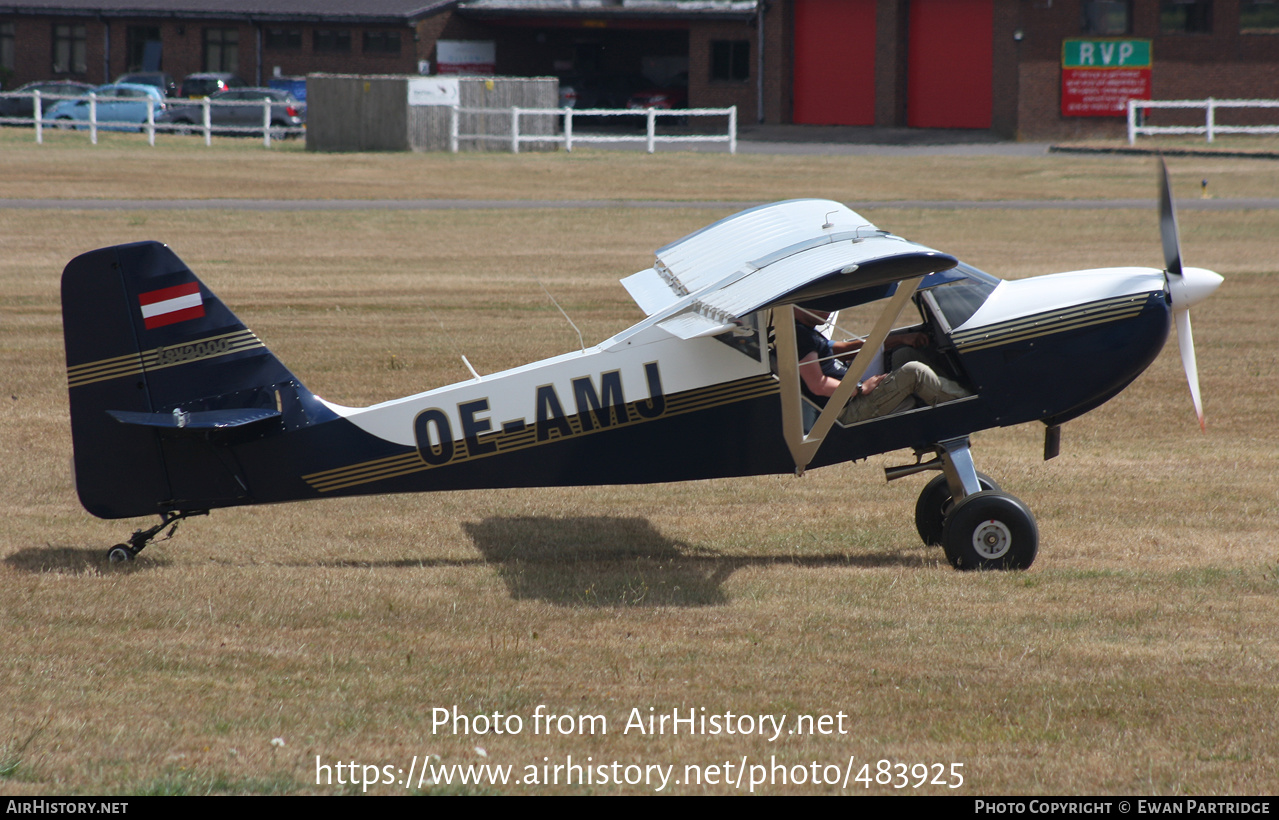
[618,199,961,473]
[621,199,958,339]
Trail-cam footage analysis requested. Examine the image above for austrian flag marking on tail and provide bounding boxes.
[139,282,204,329]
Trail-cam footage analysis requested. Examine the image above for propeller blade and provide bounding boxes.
[1175,308,1205,431]
[1158,157,1183,277]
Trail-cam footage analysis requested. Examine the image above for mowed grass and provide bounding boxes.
[5,126,1279,202]
[0,147,1277,795]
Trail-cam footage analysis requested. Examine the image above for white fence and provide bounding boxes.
[448,105,737,154]
[1127,98,1279,144]
[0,90,303,147]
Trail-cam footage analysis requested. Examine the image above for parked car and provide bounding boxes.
[626,72,689,111]
[0,80,94,120]
[45,82,167,131]
[159,88,305,137]
[179,72,246,98]
[116,71,177,98]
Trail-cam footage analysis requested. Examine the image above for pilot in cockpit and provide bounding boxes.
[794,308,970,423]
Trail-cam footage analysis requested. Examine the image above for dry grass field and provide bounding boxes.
[1,136,1276,795]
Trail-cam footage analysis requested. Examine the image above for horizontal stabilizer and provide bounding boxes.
[108,407,281,433]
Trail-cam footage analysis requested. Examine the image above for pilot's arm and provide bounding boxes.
[831,332,927,363]
[798,352,840,397]
[799,352,888,399]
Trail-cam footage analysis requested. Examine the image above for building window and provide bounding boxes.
[204,27,239,73]
[265,28,302,50]
[1,23,14,79]
[1240,0,1279,32]
[1082,1,1131,34]
[363,30,401,55]
[710,40,749,82]
[314,29,351,53]
[1160,0,1213,33]
[53,23,87,75]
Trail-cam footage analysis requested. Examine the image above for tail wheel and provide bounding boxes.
[914,471,1000,546]
[941,490,1038,571]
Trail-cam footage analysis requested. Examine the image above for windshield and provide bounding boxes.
[926,262,999,330]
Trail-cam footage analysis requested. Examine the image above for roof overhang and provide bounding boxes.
[456,0,758,24]
[0,1,456,24]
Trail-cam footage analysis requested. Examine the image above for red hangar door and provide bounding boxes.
[792,0,877,126]
[907,0,994,129]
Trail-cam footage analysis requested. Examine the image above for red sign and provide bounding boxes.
[1062,67,1151,117]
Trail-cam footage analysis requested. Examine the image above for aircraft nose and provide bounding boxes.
[1169,266,1224,310]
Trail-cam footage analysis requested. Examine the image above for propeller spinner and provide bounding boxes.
[1158,157,1224,430]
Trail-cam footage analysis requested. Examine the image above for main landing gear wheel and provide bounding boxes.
[107,544,135,564]
[941,490,1038,571]
[914,472,1001,546]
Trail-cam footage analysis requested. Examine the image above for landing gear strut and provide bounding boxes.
[887,437,1038,571]
[106,510,208,564]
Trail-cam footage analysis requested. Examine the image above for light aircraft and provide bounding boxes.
[62,160,1221,570]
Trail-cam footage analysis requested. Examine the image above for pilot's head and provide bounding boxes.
[795,308,830,328]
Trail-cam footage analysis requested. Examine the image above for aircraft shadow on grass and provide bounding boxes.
[3,517,924,607]
[461,515,922,608]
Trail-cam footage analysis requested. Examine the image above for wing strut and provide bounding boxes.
[774,277,924,475]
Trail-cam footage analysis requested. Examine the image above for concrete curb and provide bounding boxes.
[1050,144,1279,160]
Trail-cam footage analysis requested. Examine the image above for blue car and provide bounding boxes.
[46,82,167,131]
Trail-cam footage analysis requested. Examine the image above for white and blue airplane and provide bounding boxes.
[62,160,1221,570]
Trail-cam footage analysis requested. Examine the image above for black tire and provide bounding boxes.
[269,120,288,140]
[54,117,74,130]
[107,544,134,564]
[941,491,1038,571]
[914,471,1000,546]
[172,119,194,136]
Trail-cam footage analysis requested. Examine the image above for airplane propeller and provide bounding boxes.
[1157,158,1223,431]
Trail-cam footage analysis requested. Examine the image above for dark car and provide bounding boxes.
[159,87,305,137]
[0,80,95,120]
[116,71,178,98]
[179,72,247,98]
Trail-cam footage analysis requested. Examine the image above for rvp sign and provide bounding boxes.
[1063,39,1151,68]
[1061,39,1152,117]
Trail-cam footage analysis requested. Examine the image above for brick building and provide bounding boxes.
[2,0,1277,140]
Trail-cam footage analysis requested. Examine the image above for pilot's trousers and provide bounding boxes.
[837,359,970,424]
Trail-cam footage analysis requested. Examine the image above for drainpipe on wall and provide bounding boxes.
[255,22,262,86]
[756,0,764,123]
[101,15,110,83]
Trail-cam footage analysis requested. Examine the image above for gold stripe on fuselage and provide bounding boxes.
[952,294,1152,354]
[303,373,781,493]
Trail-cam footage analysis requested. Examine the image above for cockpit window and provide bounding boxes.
[926,263,998,329]
[714,311,764,361]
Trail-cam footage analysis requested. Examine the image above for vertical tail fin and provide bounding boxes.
[62,241,329,519]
